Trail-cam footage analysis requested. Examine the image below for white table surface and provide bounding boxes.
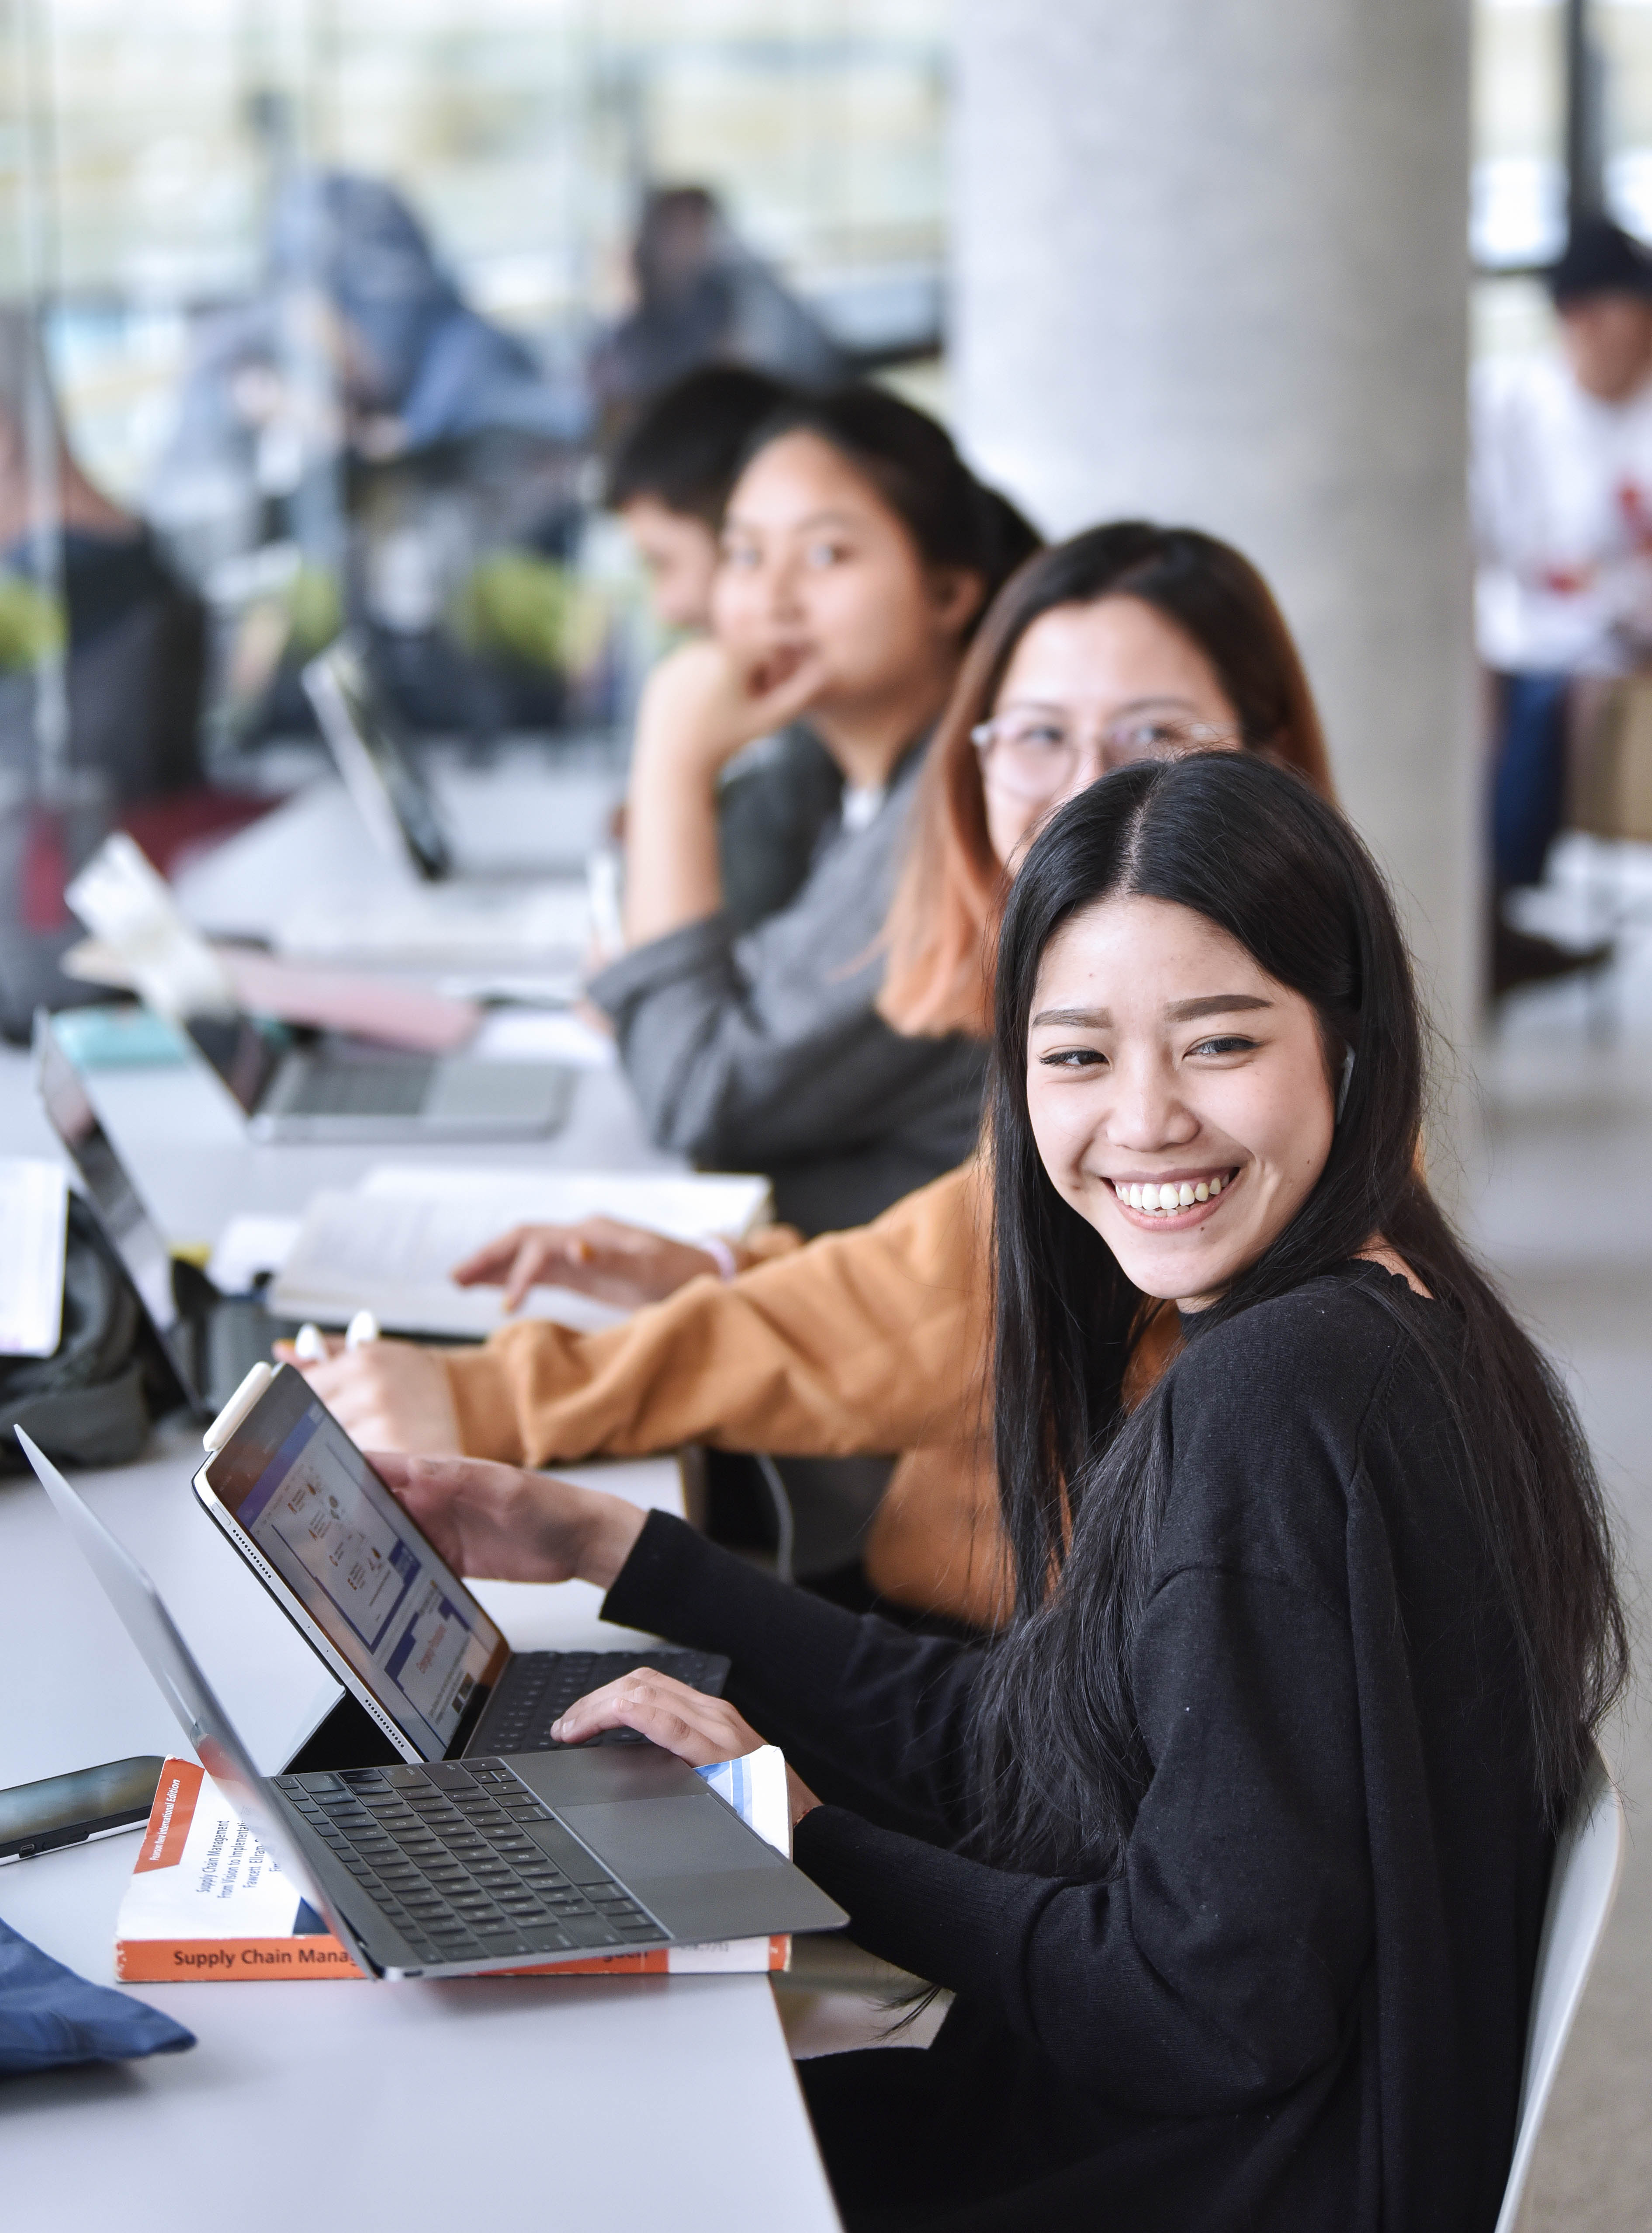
[171,766,623,945]
[0,766,842,2230]
[0,1429,838,2232]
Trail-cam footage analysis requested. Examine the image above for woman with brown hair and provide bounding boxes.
[879,519,1330,1037]
[292,521,1337,1628]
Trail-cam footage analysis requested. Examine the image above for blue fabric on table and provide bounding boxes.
[0,1915,194,2074]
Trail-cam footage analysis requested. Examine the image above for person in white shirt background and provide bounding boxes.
[1472,215,1652,991]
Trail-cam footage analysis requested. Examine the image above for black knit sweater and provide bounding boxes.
[602,1261,1553,2231]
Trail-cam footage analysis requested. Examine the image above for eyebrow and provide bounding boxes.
[997,693,1203,718]
[723,507,864,537]
[1029,993,1274,1028]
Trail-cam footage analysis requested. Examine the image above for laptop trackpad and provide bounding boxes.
[561,1794,785,1879]
[424,1062,572,1125]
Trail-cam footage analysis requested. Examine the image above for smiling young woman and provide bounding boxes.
[363,752,1626,2230]
[1025,895,1340,1310]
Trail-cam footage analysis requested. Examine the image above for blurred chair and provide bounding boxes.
[0,305,208,806]
[1493,1744,1624,2233]
[1569,673,1652,846]
[0,305,217,1036]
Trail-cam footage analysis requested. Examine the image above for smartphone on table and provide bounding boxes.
[0,1756,164,1862]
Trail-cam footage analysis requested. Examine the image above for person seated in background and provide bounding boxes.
[605,364,843,932]
[607,364,793,631]
[158,171,575,506]
[1472,213,1652,993]
[0,307,206,807]
[589,185,845,425]
[293,520,1333,1627]
[367,753,1628,2232]
[589,384,1039,1240]
[152,170,585,738]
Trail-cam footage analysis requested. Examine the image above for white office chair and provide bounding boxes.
[1493,1744,1626,2233]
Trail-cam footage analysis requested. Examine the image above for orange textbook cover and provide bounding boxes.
[115,1756,790,1982]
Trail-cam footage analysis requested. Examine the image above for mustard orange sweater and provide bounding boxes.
[441,1162,1008,1625]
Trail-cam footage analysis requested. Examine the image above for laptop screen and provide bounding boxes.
[33,1014,197,1399]
[183,1013,286,1117]
[306,640,453,883]
[202,1366,508,1760]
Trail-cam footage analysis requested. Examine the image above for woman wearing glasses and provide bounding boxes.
[291,523,1336,1628]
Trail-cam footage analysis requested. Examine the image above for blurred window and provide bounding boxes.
[1,0,951,767]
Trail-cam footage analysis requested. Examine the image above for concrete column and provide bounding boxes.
[952,0,1480,1085]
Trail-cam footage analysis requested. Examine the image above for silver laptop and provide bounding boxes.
[299,638,598,972]
[184,998,574,1144]
[31,1009,294,1414]
[64,829,575,1144]
[17,1429,848,1982]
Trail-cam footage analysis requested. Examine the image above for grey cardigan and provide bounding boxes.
[589,742,986,1237]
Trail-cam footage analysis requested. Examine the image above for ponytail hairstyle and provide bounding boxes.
[972,752,1627,1872]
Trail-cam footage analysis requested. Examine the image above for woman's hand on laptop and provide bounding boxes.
[450,1216,736,1313]
[370,1452,649,1590]
[277,1336,460,1453]
[548,1669,823,1825]
[550,1670,762,1763]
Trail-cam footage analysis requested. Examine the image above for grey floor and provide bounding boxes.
[1468,928,1652,2229]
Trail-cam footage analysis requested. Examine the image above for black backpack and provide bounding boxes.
[0,1194,157,1471]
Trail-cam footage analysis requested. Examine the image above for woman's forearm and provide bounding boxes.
[618,636,830,947]
[623,725,725,944]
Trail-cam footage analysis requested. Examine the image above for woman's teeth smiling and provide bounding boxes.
[1111,1172,1232,1215]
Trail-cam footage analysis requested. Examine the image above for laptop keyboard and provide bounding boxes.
[277,1758,667,1967]
[474,1648,731,1754]
[285,1058,435,1117]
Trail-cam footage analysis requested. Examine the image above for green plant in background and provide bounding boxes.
[450,550,610,678]
[284,563,344,656]
[0,572,66,671]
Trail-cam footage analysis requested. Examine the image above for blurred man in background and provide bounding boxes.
[603,363,840,931]
[606,362,792,630]
[1473,215,1652,991]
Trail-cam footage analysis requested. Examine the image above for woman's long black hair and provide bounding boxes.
[972,752,1627,1872]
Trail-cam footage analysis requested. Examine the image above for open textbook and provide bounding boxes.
[117,1749,793,1982]
[260,1165,773,1338]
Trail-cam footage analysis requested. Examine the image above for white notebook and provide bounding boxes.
[267,1166,773,1339]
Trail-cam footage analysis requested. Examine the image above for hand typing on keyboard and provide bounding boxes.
[550,1672,822,1827]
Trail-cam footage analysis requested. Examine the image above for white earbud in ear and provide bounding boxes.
[1336,1047,1356,1124]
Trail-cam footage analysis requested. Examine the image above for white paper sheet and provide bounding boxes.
[269,1168,771,1338]
[0,1158,69,1357]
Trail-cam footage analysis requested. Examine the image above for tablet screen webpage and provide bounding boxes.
[204,1378,506,1758]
